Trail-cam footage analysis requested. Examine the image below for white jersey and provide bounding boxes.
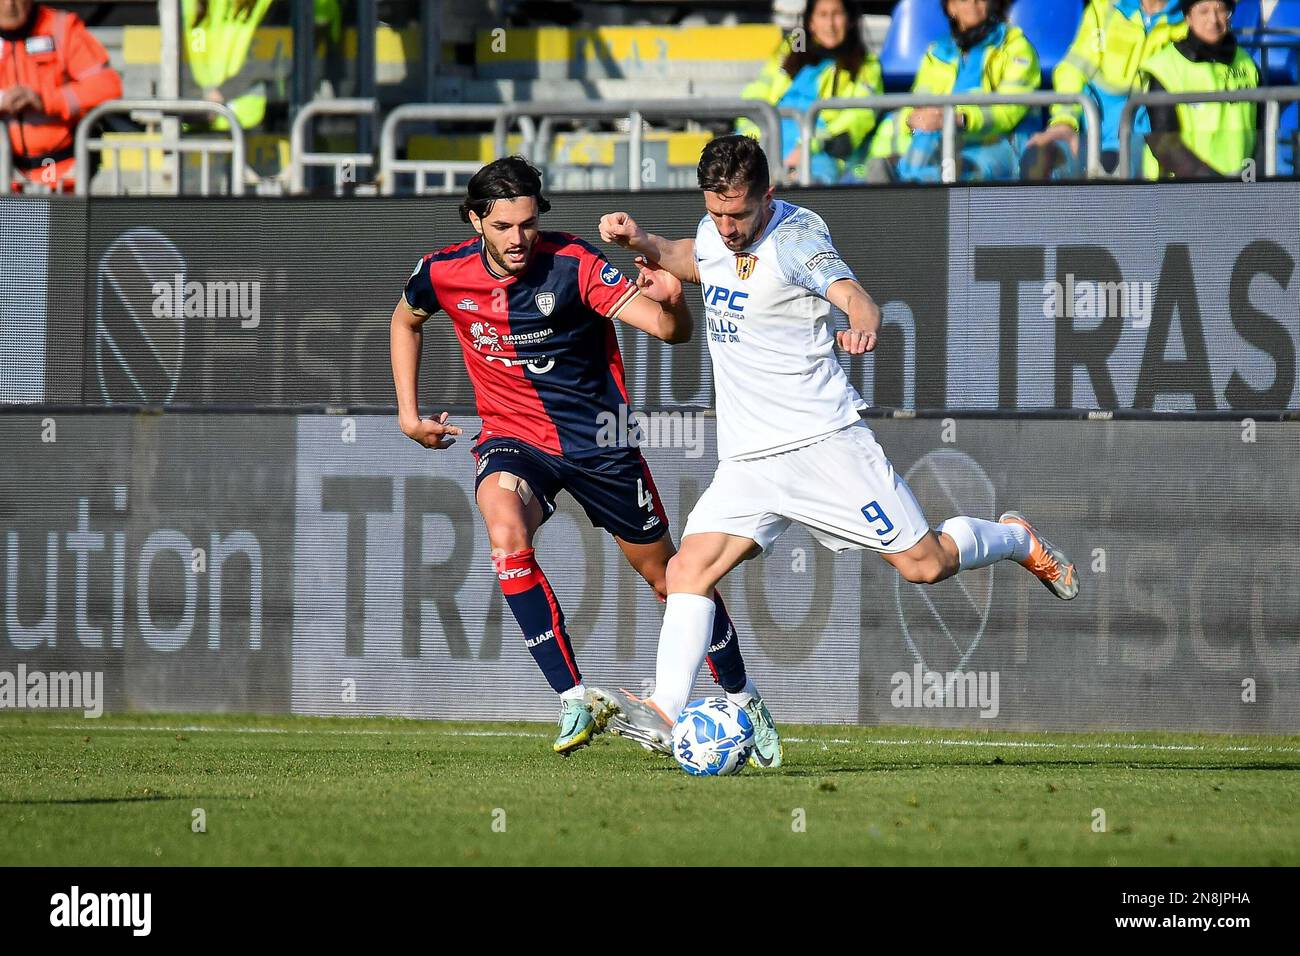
[695,199,866,461]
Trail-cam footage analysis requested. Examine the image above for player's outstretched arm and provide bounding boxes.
[826,279,882,355]
[390,297,463,449]
[599,211,699,285]
[614,258,693,344]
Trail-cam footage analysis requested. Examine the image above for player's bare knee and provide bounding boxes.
[664,553,718,595]
[899,556,947,585]
[663,554,691,592]
[486,522,532,555]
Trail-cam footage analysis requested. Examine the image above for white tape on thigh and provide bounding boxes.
[497,472,534,505]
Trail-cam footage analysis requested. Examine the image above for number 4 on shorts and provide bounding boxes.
[637,478,655,512]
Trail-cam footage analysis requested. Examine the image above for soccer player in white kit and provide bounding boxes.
[591,135,1078,768]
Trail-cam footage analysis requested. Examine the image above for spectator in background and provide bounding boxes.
[863,0,1040,183]
[182,0,275,131]
[737,0,882,183]
[1021,0,1186,179]
[1140,0,1257,178]
[0,0,121,190]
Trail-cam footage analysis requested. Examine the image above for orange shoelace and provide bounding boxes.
[1023,541,1061,581]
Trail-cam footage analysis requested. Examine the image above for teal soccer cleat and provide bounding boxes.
[744,696,783,769]
[553,698,598,756]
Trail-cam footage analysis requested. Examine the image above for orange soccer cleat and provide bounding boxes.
[999,511,1079,601]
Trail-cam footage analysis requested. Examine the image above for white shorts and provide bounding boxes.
[683,420,930,554]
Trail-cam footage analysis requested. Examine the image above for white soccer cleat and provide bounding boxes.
[587,686,673,755]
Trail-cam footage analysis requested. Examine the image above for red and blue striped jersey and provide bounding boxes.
[403,232,641,457]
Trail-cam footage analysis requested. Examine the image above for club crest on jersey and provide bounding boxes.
[469,321,502,352]
[534,292,556,316]
[734,253,758,281]
[600,263,622,286]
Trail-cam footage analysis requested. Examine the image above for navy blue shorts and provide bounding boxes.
[472,438,670,544]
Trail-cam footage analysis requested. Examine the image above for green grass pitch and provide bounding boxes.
[2,712,1297,866]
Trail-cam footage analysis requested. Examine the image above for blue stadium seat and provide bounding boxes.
[1234,0,1263,32]
[1243,0,1300,84]
[1277,47,1298,175]
[878,0,951,91]
[1008,1,1081,81]
[1262,0,1300,29]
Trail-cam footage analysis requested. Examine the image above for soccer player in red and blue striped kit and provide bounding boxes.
[389,157,775,757]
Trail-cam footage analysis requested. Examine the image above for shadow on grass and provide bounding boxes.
[0,794,185,806]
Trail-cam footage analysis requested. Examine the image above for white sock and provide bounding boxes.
[726,677,759,709]
[648,592,715,722]
[937,516,1031,570]
[559,683,586,702]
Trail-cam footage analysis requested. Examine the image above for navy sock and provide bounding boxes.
[497,549,581,693]
[703,590,747,694]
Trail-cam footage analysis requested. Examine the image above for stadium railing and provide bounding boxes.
[521,100,779,191]
[74,99,247,197]
[798,92,1104,185]
[1238,26,1300,86]
[1117,85,1300,179]
[289,98,379,195]
[1,130,11,193]
[379,104,511,196]
[379,99,781,196]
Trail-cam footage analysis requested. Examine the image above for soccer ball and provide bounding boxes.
[671,697,754,776]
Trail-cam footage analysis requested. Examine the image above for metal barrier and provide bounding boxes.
[379,99,781,196]
[379,104,510,196]
[75,99,246,196]
[510,100,780,192]
[1118,86,1300,179]
[0,130,11,193]
[800,92,1104,185]
[1238,27,1300,87]
[289,98,378,195]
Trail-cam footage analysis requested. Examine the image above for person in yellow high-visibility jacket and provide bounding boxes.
[863,0,1040,183]
[736,0,883,183]
[181,0,274,131]
[1140,0,1258,179]
[1021,0,1186,179]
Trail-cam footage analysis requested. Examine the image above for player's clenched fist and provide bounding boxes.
[400,411,463,449]
[632,255,682,304]
[836,329,877,355]
[599,211,647,249]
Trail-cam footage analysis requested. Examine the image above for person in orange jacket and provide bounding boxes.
[0,0,121,190]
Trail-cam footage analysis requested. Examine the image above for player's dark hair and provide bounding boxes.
[459,156,552,224]
[697,135,771,199]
